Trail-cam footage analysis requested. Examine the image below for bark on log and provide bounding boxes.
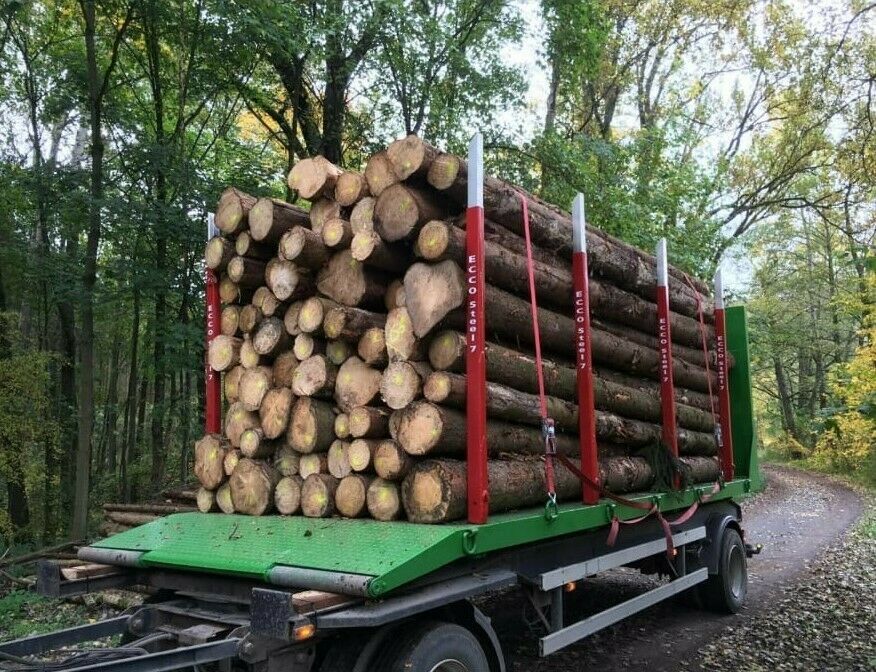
[221,305,241,336]
[103,502,197,515]
[288,156,343,201]
[235,231,274,261]
[309,199,342,233]
[364,152,399,197]
[349,406,389,438]
[239,366,272,411]
[275,475,303,515]
[227,256,266,287]
[402,456,718,523]
[279,226,330,270]
[215,187,256,235]
[292,355,337,397]
[322,218,353,249]
[317,250,389,308]
[208,335,242,372]
[272,351,299,388]
[327,440,352,479]
[323,305,386,341]
[219,276,251,304]
[206,236,235,272]
[230,458,279,516]
[260,387,294,439]
[367,478,402,521]
[301,473,339,518]
[334,356,382,410]
[350,197,376,234]
[288,397,336,453]
[194,434,229,489]
[327,339,353,365]
[357,327,388,366]
[375,183,450,242]
[224,365,244,404]
[196,488,217,513]
[335,171,369,206]
[387,134,439,180]
[240,428,277,459]
[350,231,411,273]
[373,440,412,481]
[224,402,259,448]
[385,279,406,311]
[336,474,373,518]
[298,296,338,334]
[253,317,292,357]
[275,446,301,477]
[106,511,160,526]
[284,302,304,336]
[250,197,310,243]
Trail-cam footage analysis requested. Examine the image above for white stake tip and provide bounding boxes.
[572,193,587,253]
[207,212,218,240]
[656,238,669,287]
[467,132,483,208]
[714,269,725,309]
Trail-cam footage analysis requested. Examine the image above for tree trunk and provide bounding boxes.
[194,434,230,489]
[317,250,389,308]
[373,440,412,481]
[230,458,279,515]
[287,397,336,453]
[279,226,330,269]
[288,156,343,201]
[275,475,303,514]
[249,197,310,242]
[364,151,399,197]
[367,478,402,521]
[215,187,257,235]
[301,473,338,518]
[323,305,386,341]
[335,171,369,206]
[334,356,382,410]
[348,406,389,438]
[335,474,373,518]
[374,183,451,242]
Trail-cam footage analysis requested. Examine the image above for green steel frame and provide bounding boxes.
[88,307,758,599]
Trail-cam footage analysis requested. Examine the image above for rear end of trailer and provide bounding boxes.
[0,135,762,672]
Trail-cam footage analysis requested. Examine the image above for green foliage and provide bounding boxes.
[0,591,97,640]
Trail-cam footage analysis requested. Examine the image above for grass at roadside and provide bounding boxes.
[0,591,101,641]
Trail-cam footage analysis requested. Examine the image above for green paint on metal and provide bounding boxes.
[726,305,762,490]
[90,480,748,597]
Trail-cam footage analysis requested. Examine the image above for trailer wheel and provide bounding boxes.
[375,621,490,672]
[701,527,747,614]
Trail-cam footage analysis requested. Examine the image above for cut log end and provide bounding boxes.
[301,474,338,518]
[394,401,444,455]
[229,458,279,516]
[327,440,352,479]
[196,487,217,513]
[373,440,411,481]
[209,335,242,372]
[335,171,369,207]
[404,261,466,337]
[288,397,336,453]
[380,361,422,410]
[194,434,229,490]
[274,476,303,515]
[292,355,336,397]
[416,220,451,261]
[367,478,402,521]
[288,156,342,201]
[336,474,372,518]
[427,154,462,191]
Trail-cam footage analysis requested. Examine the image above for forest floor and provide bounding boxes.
[488,463,872,671]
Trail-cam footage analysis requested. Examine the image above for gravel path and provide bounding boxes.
[485,464,866,671]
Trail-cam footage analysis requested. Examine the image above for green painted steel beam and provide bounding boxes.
[726,305,762,490]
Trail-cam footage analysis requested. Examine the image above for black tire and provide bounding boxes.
[318,633,369,671]
[700,527,747,613]
[374,620,490,672]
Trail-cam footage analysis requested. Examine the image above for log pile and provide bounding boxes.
[195,136,725,524]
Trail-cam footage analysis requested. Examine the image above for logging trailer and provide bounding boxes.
[0,135,762,672]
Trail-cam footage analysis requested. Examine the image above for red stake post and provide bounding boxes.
[655,239,679,487]
[571,194,599,504]
[205,214,222,434]
[713,270,735,480]
[465,132,489,524]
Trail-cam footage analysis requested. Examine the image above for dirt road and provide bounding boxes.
[484,464,865,672]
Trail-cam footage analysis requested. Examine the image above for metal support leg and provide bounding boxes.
[550,588,564,632]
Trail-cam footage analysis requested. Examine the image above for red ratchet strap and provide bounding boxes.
[516,192,558,503]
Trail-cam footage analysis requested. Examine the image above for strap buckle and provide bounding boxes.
[542,418,557,456]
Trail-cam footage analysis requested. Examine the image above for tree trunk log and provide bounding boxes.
[336,474,373,518]
[351,197,376,234]
[284,302,304,336]
[230,458,279,516]
[216,482,235,514]
[227,256,266,287]
[357,327,388,366]
[292,355,337,397]
[297,296,337,334]
[349,406,389,438]
[253,317,292,357]
[373,440,412,481]
[375,183,451,242]
[206,236,235,271]
[224,402,259,448]
[317,250,389,308]
[275,446,300,477]
[224,365,244,404]
[221,305,241,336]
[327,440,352,479]
[194,434,229,490]
[385,307,424,362]
[299,453,329,479]
[279,226,330,269]
[380,361,430,410]
[335,171,369,206]
[309,199,342,233]
[324,305,386,341]
[260,387,294,439]
[239,305,262,334]
[239,366,272,411]
[327,339,353,365]
[272,351,299,388]
[387,134,439,180]
[334,412,351,439]
[351,231,411,273]
[287,397,336,453]
[215,187,256,235]
[367,478,402,521]
[235,231,274,261]
[364,152,399,197]
[208,335,242,371]
[348,439,380,472]
[322,218,354,249]
[249,197,310,243]
[239,428,277,459]
[334,356,382,410]
[266,260,314,303]
[288,156,343,201]
[301,473,339,517]
[275,475,303,515]
[224,448,241,476]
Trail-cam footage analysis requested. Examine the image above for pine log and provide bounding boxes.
[350,231,411,273]
[239,366,272,411]
[224,365,244,404]
[349,406,389,438]
[252,317,291,357]
[385,279,406,310]
[357,326,388,366]
[221,305,241,336]
[288,397,336,453]
[317,250,389,308]
[298,296,338,334]
[373,440,412,481]
[265,260,313,303]
[384,307,423,362]
[334,356,381,410]
[323,306,386,341]
[288,156,343,201]
[284,302,304,337]
[293,333,324,361]
[301,473,339,518]
[322,218,354,249]
[249,197,310,243]
[227,256,266,287]
[387,134,438,180]
[275,446,301,477]
[334,412,351,439]
[594,317,709,371]
[224,448,241,476]
[196,488,218,513]
[240,428,277,459]
[374,183,450,242]
[310,199,342,233]
[402,261,466,337]
[380,361,430,410]
[240,337,263,369]
[426,153,466,191]
[335,171,370,206]
[275,476,304,515]
[235,231,274,260]
[416,220,715,350]
[206,236,235,272]
[103,502,197,515]
[106,511,159,526]
[327,339,353,365]
[348,439,379,472]
[327,440,352,479]
[225,402,260,448]
[367,478,402,521]
[350,197,376,234]
[272,351,299,387]
[194,434,229,489]
[215,187,256,235]
[422,372,716,453]
[208,335,242,372]
[299,453,329,479]
[260,289,287,318]
[239,305,263,334]
[216,482,235,514]
[219,276,252,304]
[292,355,337,397]
[230,458,279,516]
[336,474,373,518]
[426,335,715,431]
[279,226,330,270]
[260,387,294,439]
[364,152,399,197]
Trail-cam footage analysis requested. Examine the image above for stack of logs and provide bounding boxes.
[196,135,725,524]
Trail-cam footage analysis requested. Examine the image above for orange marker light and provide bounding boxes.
[294,623,316,641]
[564,582,577,593]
